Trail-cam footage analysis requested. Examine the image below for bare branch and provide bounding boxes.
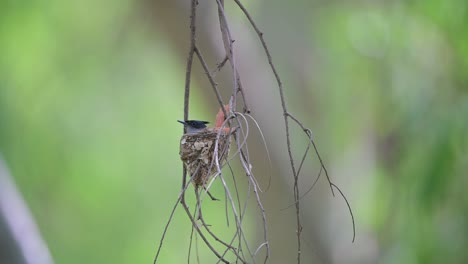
[331,183,356,243]
[182,0,198,203]
[233,0,356,261]
[216,0,250,114]
[193,46,227,116]
[156,1,354,263]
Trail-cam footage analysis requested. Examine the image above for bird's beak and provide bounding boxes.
[177,120,186,125]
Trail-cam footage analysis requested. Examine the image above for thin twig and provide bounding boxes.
[331,183,356,242]
[216,0,237,109]
[214,117,261,262]
[194,190,247,262]
[153,178,194,263]
[193,46,227,119]
[181,0,198,204]
[287,113,335,195]
[188,207,196,263]
[245,113,273,191]
[232,0,303,260]
[233,0,356,261]
[215,0,250,114]
[212,56,229,76]
[182,201,230,263]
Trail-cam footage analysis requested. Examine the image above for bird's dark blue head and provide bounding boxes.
[178,120,209,133]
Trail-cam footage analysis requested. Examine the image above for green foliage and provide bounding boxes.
[0,1,211,263]
[305,2,468,263]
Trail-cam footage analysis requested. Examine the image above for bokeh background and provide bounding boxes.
[1,0,467,263]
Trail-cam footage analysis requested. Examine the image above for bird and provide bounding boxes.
[177,105,234,192]
[177,120,210,134]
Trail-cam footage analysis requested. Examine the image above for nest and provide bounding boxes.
[179,130,231,187]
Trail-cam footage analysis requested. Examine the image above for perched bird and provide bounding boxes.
[178,105,234,189]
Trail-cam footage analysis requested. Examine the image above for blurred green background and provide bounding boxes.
[1,0,467,263]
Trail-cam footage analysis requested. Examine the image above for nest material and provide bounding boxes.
[180,130,231,187]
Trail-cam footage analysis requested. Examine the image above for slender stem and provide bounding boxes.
[182,0,198,203]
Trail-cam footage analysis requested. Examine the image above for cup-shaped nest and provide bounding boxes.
[179,130,231,187]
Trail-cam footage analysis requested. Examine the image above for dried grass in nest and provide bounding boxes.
[179,130,231,187]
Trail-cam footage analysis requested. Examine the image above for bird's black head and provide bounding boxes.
[177,120,209,133]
